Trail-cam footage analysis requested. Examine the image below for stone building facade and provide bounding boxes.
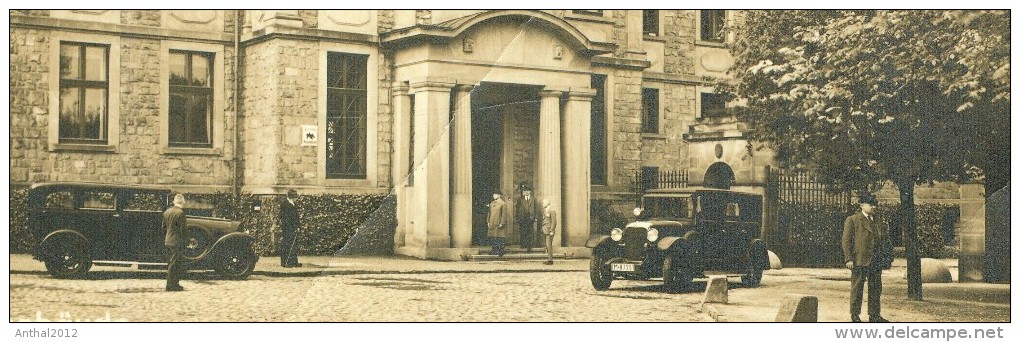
[10,10,775,259]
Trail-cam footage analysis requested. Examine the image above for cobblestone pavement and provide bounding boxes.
[9,255,711,322]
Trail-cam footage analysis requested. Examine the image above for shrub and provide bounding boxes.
[9,188,33,253]
[590,199,632,235]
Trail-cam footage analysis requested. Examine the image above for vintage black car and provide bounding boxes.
[28,182,258,279]
[586,188,769,293]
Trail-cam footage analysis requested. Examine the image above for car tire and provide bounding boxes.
[663,254,693,294]
[742,242,766,288]
[182,227,212,260]
[215,249,257,280]
[589,250,613,291]
[44,238,92,279]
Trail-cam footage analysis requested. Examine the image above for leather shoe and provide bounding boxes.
[543,260,554,265]
[166,286,184,292]
[870,316,890,323]
[851,314,862,323]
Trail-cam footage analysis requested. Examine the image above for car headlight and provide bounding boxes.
[610,228,623,242]
[646,228,659,242]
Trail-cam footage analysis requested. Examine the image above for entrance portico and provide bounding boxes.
[384,11,610,259]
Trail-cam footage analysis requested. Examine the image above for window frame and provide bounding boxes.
[48,32,121,153]
[700,10,727,43]
[700,92,728,118]
[57,41,111,145]
[159,40,225,155]
[641,87,660,134]
[168,49,215,148]
[325,51,369,180]
[590,74,608,186]
[642,10,660,37]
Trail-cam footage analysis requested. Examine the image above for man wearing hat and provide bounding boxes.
[515,184,539,252]
[279,189,302,267]
[487,190,509,257]
[842,195,892,323]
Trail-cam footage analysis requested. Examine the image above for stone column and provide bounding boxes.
[410,79,456,249]
[391,84,411,247]
[536,89,563,246]
[451,85,474,248]
[562,88,597,247]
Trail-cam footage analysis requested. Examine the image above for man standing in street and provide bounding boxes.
[842,195,892,323]
[279,189,302,268]
[515,184,539,252]
[539,198,557,265]
[487,190,508,257]
[163,194,187,292]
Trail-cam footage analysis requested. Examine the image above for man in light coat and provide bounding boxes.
[842,195,892,323]
[487,190,508,257]
[539,199,557,265]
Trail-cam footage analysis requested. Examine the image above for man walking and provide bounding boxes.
[487,190,508,257]
[515,185,539,252]
[279,189,302,267]
[539,199,557,265]
[163,194,187,292]
[842,195,892,323]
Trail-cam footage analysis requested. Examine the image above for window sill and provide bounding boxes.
[643,35,666,43]
[695,40,728,48]
[50,143,117,153]
[323,178,372,188]
[641,133,668,140]
[564,13,615,24]
[161,147,222,156]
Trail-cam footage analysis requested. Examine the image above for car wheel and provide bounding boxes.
[182,227,212,260]
[742,243,765,288]
[663,254,693,294]
[216,249,257,280]
[589,250,613,291]
[44,239,92,279]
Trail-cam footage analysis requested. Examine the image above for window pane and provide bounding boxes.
[81,192,115,210]
[83,88,107,140]
[170,52,188,85]
[189,94,211,144]
[59,44,80,80]
[59,87,81,139]
[45,192,74,209]
[191,53,210,87]
[168,93,187,143]
[642,88,659,133]
[84,46,107,81]
[643,10,659,36]
[702,93,726,117]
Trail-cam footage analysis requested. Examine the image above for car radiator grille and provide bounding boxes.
[622,227,647,261]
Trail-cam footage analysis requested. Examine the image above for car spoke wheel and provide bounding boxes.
[182,228,212,260]
[589,250,613,291]
[44,241,92,278]
[216,250,257,279]
[663,254,693,294]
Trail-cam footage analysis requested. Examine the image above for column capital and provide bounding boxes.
[538,89,565,98]
[455,84,475,93]
[567,87,598,100]
[409,78,457,93]
[392,83,410,96]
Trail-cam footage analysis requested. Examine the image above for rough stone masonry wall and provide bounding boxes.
[273,39,320,186]
[241,40,282,187]
[9,28,52,185]
[639,85,695,172]
[611,69,644,189]
[661,10,696,76]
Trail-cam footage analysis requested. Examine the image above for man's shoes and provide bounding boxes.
[870,316,890,323]
[851,314,862,323]
[166,285,184,292]
[543,260,554,265]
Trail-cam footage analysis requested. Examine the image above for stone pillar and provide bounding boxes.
[451,85,474,248]
[536,89,563,246]
[410,79,455,249]
[562,88,596,247]
[391,84,411,248]
[958,183,987,282]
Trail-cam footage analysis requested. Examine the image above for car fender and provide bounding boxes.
[36,230,89,260]
[655,236,683,251]
[585,235,611,249]
[208,232,256,256]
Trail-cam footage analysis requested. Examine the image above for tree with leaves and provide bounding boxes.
[720,10,1009,300]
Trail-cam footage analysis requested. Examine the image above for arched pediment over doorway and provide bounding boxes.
[382,10,616,57]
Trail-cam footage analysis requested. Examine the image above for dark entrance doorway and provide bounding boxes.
[471,105,502,246]
[705,162,735,189]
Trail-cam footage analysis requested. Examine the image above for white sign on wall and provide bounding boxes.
[301,125,317,146]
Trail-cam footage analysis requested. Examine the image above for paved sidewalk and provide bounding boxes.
[252,254,589,276]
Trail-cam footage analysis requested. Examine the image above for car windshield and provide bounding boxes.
[642,195,692,220]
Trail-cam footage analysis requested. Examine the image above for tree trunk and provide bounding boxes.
[896,178,922,300]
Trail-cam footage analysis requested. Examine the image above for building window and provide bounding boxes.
[701,92,727,118]
[641,88,659,134]
[643,10,659,36]
[701,10,726,42]
[590,74,607,185]
[572,10,603,16]
[168,50,214,148]
[58,42,109,144]
[326,52,369,179]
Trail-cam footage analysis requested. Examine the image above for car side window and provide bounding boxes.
[80,191,115,210]
[725,202,740,217]
[123,193,164,212]
[44,191,74,209]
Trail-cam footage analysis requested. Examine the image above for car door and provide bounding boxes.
[77,190,121,261]
[696,194,727,270]
[121,191,171,263]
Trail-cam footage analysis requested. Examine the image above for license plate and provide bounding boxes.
[611,263,635,272]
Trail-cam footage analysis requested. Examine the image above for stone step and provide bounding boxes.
[478,247,547,254]
[467,253,567,261]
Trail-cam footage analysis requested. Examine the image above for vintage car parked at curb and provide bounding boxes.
[28,182,258,279]
[586,188,769,293]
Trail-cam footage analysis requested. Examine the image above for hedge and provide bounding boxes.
[8,188,395,257]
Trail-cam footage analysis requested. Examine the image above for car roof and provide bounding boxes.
[28,182,172,193]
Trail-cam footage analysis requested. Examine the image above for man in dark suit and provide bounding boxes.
[163,194,187,292]
[842,195,892,323]
[515,185,539,252]
[279,189,302,268]
[487,190,508,257]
